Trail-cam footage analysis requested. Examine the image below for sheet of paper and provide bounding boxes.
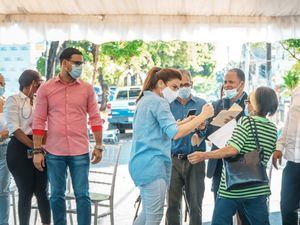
[210,103,242,127]
[208,119,237,149]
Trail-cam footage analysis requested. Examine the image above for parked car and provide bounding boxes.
[103,129,119,144]
[107,86,141,133]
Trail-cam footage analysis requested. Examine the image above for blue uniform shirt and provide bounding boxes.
[129,91,178,186]
[170,95,207,154]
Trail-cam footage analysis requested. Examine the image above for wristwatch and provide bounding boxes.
[94,144,103,152]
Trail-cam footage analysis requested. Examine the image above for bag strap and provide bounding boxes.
[247,117,264,160]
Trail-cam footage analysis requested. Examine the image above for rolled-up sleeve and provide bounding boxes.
[227,117,248,152]
[4,96,20,135]
[32,84,48,136]
[87,85,102,132]
[156,100,178,139]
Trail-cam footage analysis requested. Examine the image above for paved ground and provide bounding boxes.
[9,132,286,225]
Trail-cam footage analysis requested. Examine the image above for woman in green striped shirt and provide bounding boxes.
[188,86,278,225]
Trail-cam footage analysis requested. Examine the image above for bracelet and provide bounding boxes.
[94,145,103,152]
[32,148,46,156]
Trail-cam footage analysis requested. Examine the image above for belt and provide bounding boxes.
[172,153,188,160]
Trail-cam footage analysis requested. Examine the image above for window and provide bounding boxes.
[129,89,141,99]
[116,90,128,100]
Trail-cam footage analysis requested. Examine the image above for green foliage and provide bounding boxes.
[283,66,300,92]
[36,56,46,76]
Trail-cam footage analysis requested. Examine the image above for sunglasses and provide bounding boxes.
[244,99,251,104]
[68,60,84,66]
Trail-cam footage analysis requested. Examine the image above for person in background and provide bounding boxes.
[188,86,278,225]
[166,69,207,225]
[273,85,300,225]
[32,47,103,225]
[130,67,214,225]
[4,70,50,225]
[0,74,10,225]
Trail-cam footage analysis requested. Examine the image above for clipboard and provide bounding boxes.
[210,103,242,127]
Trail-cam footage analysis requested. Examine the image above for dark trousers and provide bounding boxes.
[280,161,300,225]
[212,195,270,225]
[212,160,250,225]
[166,157,205,225]
[6,137,50,225]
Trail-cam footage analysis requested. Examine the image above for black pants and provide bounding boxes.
[281,161,300,225]
[166,158,205,225]
[6,136,51,225]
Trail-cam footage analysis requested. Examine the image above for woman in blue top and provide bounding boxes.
[129,67,214,225]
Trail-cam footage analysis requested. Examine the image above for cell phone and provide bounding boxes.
[27,149,33,159]
[186,109,197,117]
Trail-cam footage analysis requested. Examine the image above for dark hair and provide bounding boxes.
[228,68,245,82]
[59,47,83,64]
[136,67,182,102]
[255,86,278,117]
[18,70,41,91]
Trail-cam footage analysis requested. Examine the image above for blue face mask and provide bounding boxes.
[224,88,238,99]
[178,87,191,100]
[69,64,83,79]
[0,86,5,96]
[244,104,250,116]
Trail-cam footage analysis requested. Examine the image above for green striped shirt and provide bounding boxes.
[218,116,277,199]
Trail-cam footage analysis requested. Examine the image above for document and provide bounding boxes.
[208,119,237,149]
[210,103,243,127]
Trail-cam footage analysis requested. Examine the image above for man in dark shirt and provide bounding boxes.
[166,70,207,225]
[206,68,249,224]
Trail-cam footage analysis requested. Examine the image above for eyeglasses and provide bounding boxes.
[180,83,192,88]
[68,60,84,66]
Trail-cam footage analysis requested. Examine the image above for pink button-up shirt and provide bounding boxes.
[32,76,102,156]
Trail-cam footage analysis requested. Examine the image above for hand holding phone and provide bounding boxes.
[186,109,197,118]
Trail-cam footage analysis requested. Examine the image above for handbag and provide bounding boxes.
[223,117,269,190]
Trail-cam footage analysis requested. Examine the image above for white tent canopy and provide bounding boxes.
[1,0,300,43]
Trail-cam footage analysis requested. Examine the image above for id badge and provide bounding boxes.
[27,149,33,159]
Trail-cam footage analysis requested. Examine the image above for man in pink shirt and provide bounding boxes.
[32,47,103,225]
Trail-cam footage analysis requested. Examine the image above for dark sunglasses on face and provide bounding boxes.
[180,83,192,88]
[68,60,84,66]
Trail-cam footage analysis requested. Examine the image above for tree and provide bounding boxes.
[280,39,300,62]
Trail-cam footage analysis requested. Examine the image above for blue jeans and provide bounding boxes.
[46,153,91,225]
[0,144,10,225]
[134,178,167,225]
[280,161,300,225]
[212,195,270,225]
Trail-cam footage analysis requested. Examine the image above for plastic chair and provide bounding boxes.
[66,144,121,225]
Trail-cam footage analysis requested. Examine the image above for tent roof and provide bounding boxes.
[1,0,300,43]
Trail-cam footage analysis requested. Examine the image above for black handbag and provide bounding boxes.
[223,117,269,190]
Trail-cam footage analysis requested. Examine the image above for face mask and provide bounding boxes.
[162,87,179,103]
[178,87,191,100]
[244,104,250,116]
[224,88,238,99]
[0,86,5,96]
[69,64,83,79]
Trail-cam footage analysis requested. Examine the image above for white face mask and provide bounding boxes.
[162,87,179,103]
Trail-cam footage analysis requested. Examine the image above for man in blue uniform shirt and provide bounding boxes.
[166,70,206,225]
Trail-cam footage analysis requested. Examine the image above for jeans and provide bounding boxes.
[280,161,300,225]
[212,195,270,225]
[0,144,9,225]
[166,158,205,225]
[46,153,91,225]
[134,178,167,225]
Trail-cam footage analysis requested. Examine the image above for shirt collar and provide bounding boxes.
[175,95,196,104]
[55,75,80,85]
[18,91,29,99]
[235,92,246,104]
[252,116,269,123]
